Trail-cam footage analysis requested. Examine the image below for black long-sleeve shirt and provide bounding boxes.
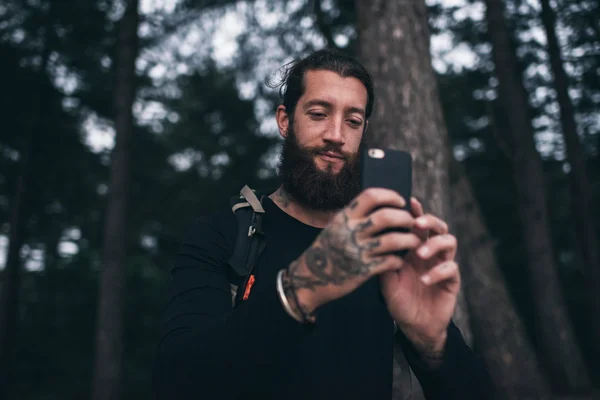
[152,197,495,399]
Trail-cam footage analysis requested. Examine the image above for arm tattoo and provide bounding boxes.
[287,210,384,292]
[281,267,315,323]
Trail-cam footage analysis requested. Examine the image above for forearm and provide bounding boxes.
[395,321,496,399]
[153,273,314,399]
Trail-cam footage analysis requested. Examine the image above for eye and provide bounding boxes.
[348,119,362,128]
[308,111,326,119]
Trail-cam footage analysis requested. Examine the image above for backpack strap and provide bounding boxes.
[228,185,267,308]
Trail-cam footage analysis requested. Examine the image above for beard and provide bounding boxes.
[277,127,363,212]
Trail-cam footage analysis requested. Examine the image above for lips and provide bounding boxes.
[319,151,344,160]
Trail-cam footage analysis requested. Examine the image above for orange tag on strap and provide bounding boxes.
[242,275,256,300]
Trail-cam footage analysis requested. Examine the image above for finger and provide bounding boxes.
[410,197,424,217]
[410,198,429,240]
[414,214,449,236]
[412,224,429,242]
[365,232,421,256]
[416,234,457,261]
[347,188,406,218]
[420,261,460,289]
[355,208,414,238]
[369,254,406,276]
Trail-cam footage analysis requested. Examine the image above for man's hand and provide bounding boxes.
[380,198,460,367]
[283,188,420,319]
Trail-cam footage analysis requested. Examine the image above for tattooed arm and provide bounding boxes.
[154,188,422,399]
[280,188,422,321]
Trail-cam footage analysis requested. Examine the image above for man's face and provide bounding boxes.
[277,70,368,211]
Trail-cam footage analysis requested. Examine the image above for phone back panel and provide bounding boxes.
[360,148,413,212]
[360,148,413,256]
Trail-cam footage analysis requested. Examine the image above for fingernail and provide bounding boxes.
[419,246,429,257]
[421,275,431,285]
[416,217,426,226]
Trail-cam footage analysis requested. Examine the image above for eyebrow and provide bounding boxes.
[303,99,366,117]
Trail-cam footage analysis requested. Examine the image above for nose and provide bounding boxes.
[322,117,345,145]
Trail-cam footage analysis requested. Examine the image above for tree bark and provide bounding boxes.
[483,0,591,392]
[540,0,600,356]
[354,1,470,398]
[450,160,550,397]
[353,0,555,396]
[90,1,139,399]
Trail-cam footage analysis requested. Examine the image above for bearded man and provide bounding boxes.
[152,49,495,400]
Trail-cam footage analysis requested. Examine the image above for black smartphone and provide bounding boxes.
[360,147,413,256]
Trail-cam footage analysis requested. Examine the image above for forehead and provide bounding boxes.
[300,70,367,110]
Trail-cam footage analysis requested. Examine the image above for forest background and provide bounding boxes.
[0,0,599,398]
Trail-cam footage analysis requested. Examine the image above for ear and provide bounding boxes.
[276,105,290,139]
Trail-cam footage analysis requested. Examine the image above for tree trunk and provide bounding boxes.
[540,0,600,357]
[450,160,550,397]
[354,1,470,398]
[0,147,30,400]
[90,1,139,399]
[0,45,51,400]
[483,0,591,392]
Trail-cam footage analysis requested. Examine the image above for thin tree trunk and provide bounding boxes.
[313,0,338,50]
[0,45,51,400]
[540,0,600,357]
[90,1,139,399]
[354,1,470,398]
[0,147,30,400]
[483,0,591,392]
[450,160,550,397]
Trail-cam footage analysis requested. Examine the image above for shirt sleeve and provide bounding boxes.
[395,320,497,399]
[152,213,315,399]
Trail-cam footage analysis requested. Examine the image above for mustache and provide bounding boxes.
[303,144,356,161]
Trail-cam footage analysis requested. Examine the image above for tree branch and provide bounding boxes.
[313,0,342,51]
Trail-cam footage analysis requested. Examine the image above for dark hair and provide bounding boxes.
[267,49,375,122]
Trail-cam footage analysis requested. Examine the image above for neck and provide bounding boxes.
[269,186,337,229]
